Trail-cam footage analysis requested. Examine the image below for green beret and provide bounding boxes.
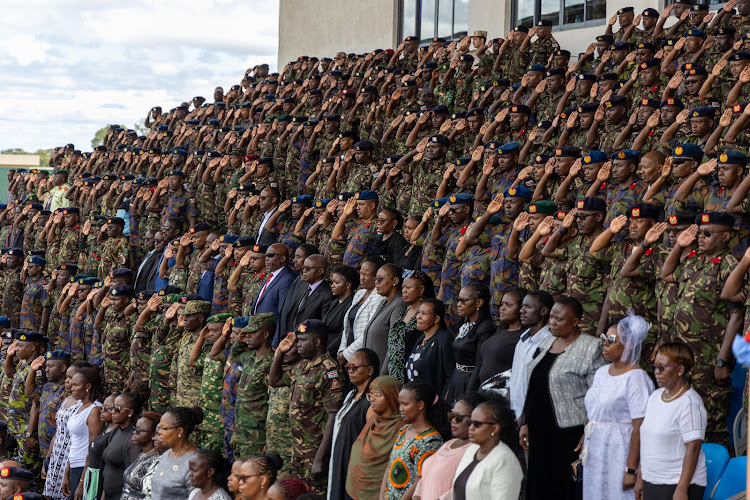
[207,313,233,324]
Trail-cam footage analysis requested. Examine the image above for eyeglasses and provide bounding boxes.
[469,420,497,428]
[265,253,282,258]
[159,425,181,432]
[652,363,680,373]
[699,229,728,238]
[237,474,262,483]
[302,266,324,272]
[574,213,597,220]
[112,405,130,413]
[346,364,370,372]
[133,428,153,435]
[456,297,478,304]
[366,392,383,402]
[447,412,469,423]
[600,334,618,345]
[374,276,394,283]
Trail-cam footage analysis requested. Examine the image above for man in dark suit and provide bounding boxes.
[134,230,165,292]
[273,254,333,346]
[255,187,286,247]
[250,243,295,317]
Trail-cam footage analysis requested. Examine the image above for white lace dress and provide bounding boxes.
[582,366,654,500]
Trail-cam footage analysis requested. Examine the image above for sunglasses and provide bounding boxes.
[672,158,690,165]
[469,420,497,428]
[600,334,618,345]
[447,412,469,423]
[456,297,478,304]
[698,229,727,238]
[366,392,383,402]
[345,364,370,372]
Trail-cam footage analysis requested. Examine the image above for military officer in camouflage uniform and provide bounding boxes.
[230,312,275,457]
[270,319,343,493]
[95,285,134,395]
[0,249,24,328]
[334,190,379,269]
[96,217,131,280]
[171,300,211,420]
[526,20,560,67]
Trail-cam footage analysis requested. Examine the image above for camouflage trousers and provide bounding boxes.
[223,408,235,461]
[149,344,172,413]
[290,441,326,494]
[691,364,732,446]
[230,410,266,458]
[11,432,42,491]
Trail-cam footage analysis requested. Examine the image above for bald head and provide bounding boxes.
[265,243,289,272]
[639,150,666,184]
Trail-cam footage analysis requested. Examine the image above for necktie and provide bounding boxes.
[253,273,274,314]
[297,285,313,312]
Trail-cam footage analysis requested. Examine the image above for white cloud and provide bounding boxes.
[0,0,279,152]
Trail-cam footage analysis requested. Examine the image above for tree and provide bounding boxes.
[91,124,125,149]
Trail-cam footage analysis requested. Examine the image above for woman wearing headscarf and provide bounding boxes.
[345,376,403,500]
[582,313,655,500]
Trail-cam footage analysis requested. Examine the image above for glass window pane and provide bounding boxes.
[453,0,469,38]
[541,0,559,25]
[438,0,453,38]
[515,0,535,28]
[564,0,584,24]
[420,0,436,43]
[586,0,606,20]
[402,0,418,38]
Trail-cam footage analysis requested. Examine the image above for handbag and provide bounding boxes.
[478,369,512,401]
[571,458,583,483]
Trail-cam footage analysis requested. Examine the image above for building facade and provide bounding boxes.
[277,0,708,68]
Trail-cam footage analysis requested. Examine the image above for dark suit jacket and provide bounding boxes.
[134,250,160,293]
[322,295,354,356]
[255,209,288,247]
[273,278,333,346]
[249,266,295,317]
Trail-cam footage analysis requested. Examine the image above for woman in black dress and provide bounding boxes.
[322,265,359,356]
[405,299,455,398]
[327,348,379,500]
[469,287,526,392]
[444,283,495,404]
[100,393,140,500]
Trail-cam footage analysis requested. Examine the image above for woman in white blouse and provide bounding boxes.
[450,399,523,500]
[636,342,707,500]
[338,257,386,363]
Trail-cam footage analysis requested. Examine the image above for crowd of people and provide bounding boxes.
[2,2,750,498]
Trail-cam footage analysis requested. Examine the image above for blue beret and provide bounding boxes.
[15,332,48,343]
[458,54,474,62]
[433,197,450,208]
[46,350,71,361]
[355,190,379,201]
[684,29,706,38]
[504,186,533,198]
[617,6,634,13]
[431,105,450,114]
[430,134,450,146]
[4,248,22,257]
[0,317,9,328]
[730,51,750,61]
[555,146,581,158]
[639,98,660,108]
[546,68,565,77]
[172,148,188,156]
[612,149,639,161]
[537,19,552,26]
[111,268,133,279]
[56,263,78,272]
[168,170,186,178]
[661,97,685,109]
[605,95,628,108]
[509,104,532,115]
[642,8,659,17]
[137,289,156,301]
[673,144,704,160]
[696,211,736,227]
[718,151,749,165]
[0,467,34,481]
[578,102,599,114]
[682,64,708,77]
[30,203,43,211]
[597,35,614,43]
[189,223,211,234]
[79,277,99,286]
[612,42,631,51]
[466,107,484,117]
[453,157,472,166]
[354,141,374,151]
[690,106,715,118]
[219,234,239,244]
[338,192,355,202]
[498,142,520,155]
[533,154,552,164]
[582,151,608,164]
[26,256,46,265]
[291,195,313,205]
[576,73,597,82]
[628,203,661,220]
[110,285,134,297]
[315,198,331,209]
[231,317,250,328]
[526,64,547,73]
[448,194,473,205]
[597,73,619,82]
[234,236,255,248]
[385,155,403,164]
[69,274,86,283]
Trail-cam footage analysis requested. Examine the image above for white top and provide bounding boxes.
[509,325,551,418]
[639,387,707,486]
[67,402,102,468]
[338,288,386,360]
[449,442,523,500]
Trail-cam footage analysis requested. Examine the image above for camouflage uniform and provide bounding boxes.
[529,36,560,66]
[58,227,84,268]
[129,318,154,397]
[488,219,521,319]
[288,352,344,492]
[197,340,224,454]
[38,381,65,458]
[439,223,468,325]
[101,308,131,395]
[566,232,609,335]
[672,249,738,444]
[96,236,130,280]
[409,160,445,215]
[1,268,23,327]
[8,360,41,476]
[149,315,178,413]
[20,276,49,331]
[339,165,375,194]
[603,180,648,227]
[231,345,274,458]
[171,329,203,410]
[342,219,379,269]
[222,351,241,461]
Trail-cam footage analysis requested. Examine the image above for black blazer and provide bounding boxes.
[274,278,333,346]
[322,295,354,356]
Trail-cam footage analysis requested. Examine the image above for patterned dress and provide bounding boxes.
[44,398,83,499]
[384,426,442,500]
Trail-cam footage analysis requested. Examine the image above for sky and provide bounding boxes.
[0,0,279,153]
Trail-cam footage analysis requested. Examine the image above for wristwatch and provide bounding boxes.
[715,358,727,368]
[625,467,637,476]
[23,431,36,439]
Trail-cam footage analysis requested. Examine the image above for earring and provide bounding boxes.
[491,432,496,436]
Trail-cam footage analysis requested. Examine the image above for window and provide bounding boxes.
[512,0,605,29]
[399,0,469,42]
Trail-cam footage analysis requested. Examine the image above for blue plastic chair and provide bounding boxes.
[702,443,729,499]
[711,456,746,500]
